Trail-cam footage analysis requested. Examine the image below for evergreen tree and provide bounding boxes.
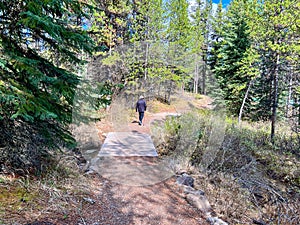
[209,0,300,139]
[89,0,132,54]
[166,0,191,50]
[247,0,300,140]
[207,0,224,97]
[209,0,251,115]
[129,0,166,80]
[190,0,212,94]
[0,0,94,173]
[129,0,165,42]
[165,0,192,89]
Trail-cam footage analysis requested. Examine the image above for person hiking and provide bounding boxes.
[136,95,147,126]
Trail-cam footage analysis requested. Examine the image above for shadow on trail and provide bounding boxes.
[95,175,207,225]
[91,156,174,186]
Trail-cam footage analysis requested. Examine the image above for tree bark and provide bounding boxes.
[144,41,149,80]
[194,54,199,94]
[285,66,293,118]
[202,63,206,95]
[238,80,253,124]
[271,53,280,143]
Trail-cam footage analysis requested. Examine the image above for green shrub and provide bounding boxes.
[154,107,300,224]
[158,109,300,186]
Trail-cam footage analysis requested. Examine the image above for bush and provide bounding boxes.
[153,110,300,224]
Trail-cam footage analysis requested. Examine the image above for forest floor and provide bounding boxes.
[2,92,298,224]
[0,93,214,225]
[0,94,300,225]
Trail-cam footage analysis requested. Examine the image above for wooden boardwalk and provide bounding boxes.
[98,132,158,157]
[90,131,173,186]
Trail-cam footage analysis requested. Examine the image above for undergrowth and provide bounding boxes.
[153,109,300,224]
[0,151,94,224]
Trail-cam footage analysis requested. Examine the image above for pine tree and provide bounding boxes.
[89,0,132,54]
[209,0,300,139]
[190,0,212,94]
[166,0,191,50]
[209,0,251,115]
[129,0,166,80]
[247,0,300,140]
[0,0,94,173]
[207,0,224,98]
[165,0,192,90]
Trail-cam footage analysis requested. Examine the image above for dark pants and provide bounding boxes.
[138,112,144,125]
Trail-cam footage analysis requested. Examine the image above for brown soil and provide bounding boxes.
[1,94,212,225]
[75,174,209,225]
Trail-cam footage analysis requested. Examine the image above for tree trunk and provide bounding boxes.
[167,80,172,104]
[238,79,253,124]
[202,63,206,95]
[298,96,300,129]
[298,96,300,130]
[144,41,149,80]
[194,54,199,94]
[271,53,280,142]
[285,66,293,118]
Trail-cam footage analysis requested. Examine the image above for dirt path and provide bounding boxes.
[1,96,211,225]
[85,105,209,224]
[96,111,179,139]
[77,175,208,225]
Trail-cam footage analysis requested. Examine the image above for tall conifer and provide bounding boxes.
[0,0,94,173]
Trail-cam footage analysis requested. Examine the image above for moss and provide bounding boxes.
[195,93,203,99]
[0,183,39,214]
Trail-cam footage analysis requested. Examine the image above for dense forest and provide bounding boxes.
[1,0,299,173]
[0,0,300,224]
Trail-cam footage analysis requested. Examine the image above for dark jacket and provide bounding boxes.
[136,99,147,112]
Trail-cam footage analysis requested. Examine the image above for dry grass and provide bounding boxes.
[0,93,212,225]
[0,154,98,224]
[147,99,176,114]
[2,93,298,224]
[152,108,300,225]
